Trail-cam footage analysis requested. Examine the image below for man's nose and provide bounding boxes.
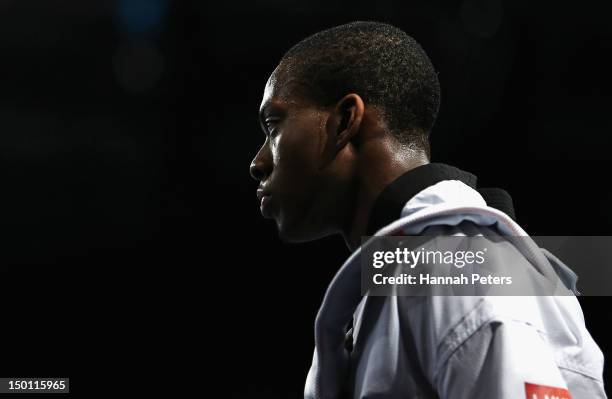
[249,148,272,181]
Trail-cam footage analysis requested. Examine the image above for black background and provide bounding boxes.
[0,0,610,397]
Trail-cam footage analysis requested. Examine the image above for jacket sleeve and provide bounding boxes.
[433,303,576,399]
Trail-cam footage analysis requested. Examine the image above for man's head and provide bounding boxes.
[250,21,440,243]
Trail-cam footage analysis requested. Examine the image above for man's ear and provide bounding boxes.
[328,93,365,151]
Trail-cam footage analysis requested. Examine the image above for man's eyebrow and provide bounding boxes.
[259,103,272,120]
[259,101,284,119]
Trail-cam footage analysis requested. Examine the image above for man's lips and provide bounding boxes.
[257,189,274,218]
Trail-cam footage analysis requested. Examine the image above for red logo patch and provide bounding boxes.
[525,382,572,399]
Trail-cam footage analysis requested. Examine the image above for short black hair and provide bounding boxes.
[280,21,440,155]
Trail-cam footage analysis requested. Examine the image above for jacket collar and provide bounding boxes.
[365,163,515,235]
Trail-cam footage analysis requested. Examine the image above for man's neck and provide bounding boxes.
[342,138,428,251]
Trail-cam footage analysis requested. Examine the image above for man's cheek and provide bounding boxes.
[279,127,320,166]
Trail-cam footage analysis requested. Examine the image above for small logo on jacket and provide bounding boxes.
[525,382,572,399]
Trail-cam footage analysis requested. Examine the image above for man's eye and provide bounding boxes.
[264,119,280,135]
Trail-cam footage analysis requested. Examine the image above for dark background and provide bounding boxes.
[0,0,610,397]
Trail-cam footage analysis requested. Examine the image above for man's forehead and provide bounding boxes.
[260,65,309,112]
[260,73,282,111]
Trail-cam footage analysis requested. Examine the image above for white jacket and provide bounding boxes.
[304,180,606,399]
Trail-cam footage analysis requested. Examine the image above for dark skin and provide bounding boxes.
[250,63,429,250]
